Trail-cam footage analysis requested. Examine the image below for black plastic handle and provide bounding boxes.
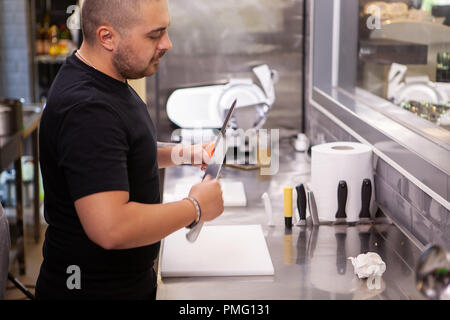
[296,184,307,221]
[359,179,372,219]
[335,181,348,219]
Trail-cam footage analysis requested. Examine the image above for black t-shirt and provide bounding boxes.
[36,52,161,300]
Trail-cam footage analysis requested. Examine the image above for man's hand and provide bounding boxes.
[183,142,214,171]
[188,175,224,222]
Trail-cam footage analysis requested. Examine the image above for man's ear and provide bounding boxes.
[96,25,117,51]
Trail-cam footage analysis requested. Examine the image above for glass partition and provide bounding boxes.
[310,0,450,204]
[357,0,450,131]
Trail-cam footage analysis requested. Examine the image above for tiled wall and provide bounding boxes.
[0,0,33,102]
[305,104,450,250]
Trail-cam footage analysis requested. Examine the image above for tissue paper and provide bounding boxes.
[311,142,374,222]
[348,252,386,279]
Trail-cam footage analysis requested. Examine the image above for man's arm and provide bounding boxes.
[75,191,197,250]
[75,176,223,250]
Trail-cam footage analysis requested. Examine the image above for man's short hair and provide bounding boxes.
[81,0,146,44]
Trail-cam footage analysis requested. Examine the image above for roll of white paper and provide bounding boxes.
[311,142,374,223]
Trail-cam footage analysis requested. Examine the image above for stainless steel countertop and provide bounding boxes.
[156,140,425,300]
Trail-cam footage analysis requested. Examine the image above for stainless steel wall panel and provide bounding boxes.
[151,0,305,141]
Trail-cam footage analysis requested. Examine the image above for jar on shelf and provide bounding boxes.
[436,52,450,83]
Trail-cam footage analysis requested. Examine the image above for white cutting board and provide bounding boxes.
[173,179,247,207]
[161,225,274,277]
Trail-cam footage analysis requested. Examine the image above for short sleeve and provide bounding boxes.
[57,103,130,201]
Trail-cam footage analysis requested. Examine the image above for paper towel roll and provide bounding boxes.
[312,142,374,223]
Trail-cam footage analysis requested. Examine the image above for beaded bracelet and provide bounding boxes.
[184,197,202,229]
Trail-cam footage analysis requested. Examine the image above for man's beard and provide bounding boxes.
[112,46,166,80]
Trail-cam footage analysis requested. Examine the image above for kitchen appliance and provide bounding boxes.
[388,63,450,105]
[166,65,277,142]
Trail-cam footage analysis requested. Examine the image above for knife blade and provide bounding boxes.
[186,99,238,243]
[307,190,320,226]
[199,99,238,180]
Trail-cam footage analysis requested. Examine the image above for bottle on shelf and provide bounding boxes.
[58,24,73,56]
[36,23,44,55]
[42,11,51,55]
[437,52,450,83]
[48,25,60,57]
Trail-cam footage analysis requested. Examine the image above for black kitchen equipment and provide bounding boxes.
[334,180,348,225]
[358,179,372,224]
[296,184,307,226]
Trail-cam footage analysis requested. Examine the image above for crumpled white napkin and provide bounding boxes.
[348,252,386,279]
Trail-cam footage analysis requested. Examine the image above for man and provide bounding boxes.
[36,0,224,300]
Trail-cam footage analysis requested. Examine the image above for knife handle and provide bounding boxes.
[359,179,372,219]
[296,184,307,221]
[335,181,348,219]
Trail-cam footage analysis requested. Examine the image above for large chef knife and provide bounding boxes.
[186,99,238,243]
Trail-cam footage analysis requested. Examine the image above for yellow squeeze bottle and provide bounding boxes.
[284,187,293,229]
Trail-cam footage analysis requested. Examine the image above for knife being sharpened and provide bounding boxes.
[186,99,238,243]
